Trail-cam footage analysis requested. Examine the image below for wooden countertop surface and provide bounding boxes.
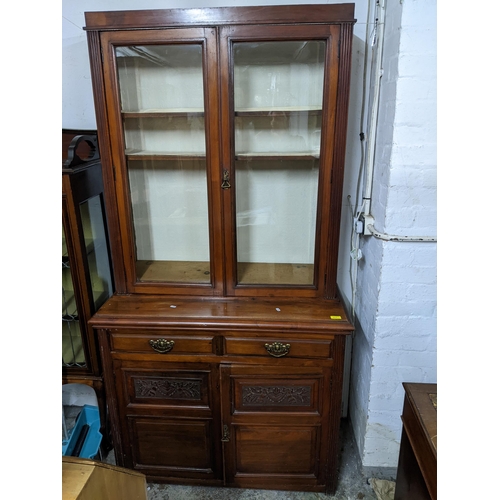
[90,295,354,333]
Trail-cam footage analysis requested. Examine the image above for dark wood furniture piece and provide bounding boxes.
[84,4,355,494]
[395,383,437,500]
[62,130,114,446]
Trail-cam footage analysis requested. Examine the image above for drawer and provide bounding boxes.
[109,330,216,355]
[224,335,332,359]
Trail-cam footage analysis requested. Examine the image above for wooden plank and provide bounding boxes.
[136,261,314,285]
[126,152,206,161]
[235,106,322,117]
[123,108,204,117]
[237,262,314,285]
[136,260,211,283]
[62,457,147,500]
[235,152,320,161]
[62,461,94,500]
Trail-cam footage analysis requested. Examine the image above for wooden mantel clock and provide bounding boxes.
[85,4,355,494]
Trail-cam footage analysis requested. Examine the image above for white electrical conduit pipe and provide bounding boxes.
[366,223,437,242]
[361,0,437,244]
[347,0,375,322]
[362,0,385,219]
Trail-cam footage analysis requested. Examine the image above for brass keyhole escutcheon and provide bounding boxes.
[221,169,231,189]
[221,424,230,442]
[149,339,175,353]
[264,342,291,358]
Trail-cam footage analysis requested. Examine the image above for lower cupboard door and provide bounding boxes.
[127,415,221,481]
[220,363,332,491]
[236,425,318,474]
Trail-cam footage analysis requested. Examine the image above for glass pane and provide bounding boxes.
[233,41,325,286]
[79,196,113,310]
[62,224,86,367]
[116,44,210,283]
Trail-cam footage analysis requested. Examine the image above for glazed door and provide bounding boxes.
[62,182,113,376]
[220,25,342,298]
[220,363,333,491]
[100,28,224,296]
[62,206,91,372]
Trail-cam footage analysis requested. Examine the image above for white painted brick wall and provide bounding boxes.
[345,0,437,470]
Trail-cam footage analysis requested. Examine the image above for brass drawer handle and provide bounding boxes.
[149,339,175,353]
[264,342,290,358]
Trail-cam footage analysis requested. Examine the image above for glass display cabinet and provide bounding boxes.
[62,130,114,443]
[85,4,355,495]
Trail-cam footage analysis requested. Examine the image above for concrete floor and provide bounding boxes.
[64,406,389,499]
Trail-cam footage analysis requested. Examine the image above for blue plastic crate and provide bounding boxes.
[62,405,102,459]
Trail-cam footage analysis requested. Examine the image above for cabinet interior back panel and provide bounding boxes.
[233,41,325,110]
[236,161,319,264]
[117,45,205,111]
[128,161,210,262]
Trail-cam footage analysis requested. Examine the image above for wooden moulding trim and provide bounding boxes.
[84,4,356,30]
[97,328,124,463]
[86,30,128,293]
[325,23,354,300]
[88,318,353,333]
[325,334,346,494]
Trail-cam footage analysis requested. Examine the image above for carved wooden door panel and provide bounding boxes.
[112,359,223,483]
[219,363,333,491]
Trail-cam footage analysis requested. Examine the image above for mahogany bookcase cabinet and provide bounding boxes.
[85,4,356,494]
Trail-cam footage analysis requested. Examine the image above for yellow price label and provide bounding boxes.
[330,315,342,320]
